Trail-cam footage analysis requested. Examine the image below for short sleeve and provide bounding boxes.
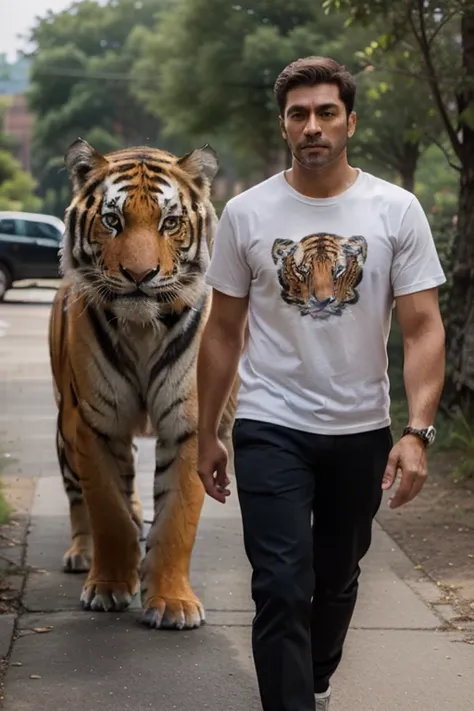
[204,204,251,298]
[391,196,447,297]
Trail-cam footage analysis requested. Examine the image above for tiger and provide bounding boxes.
[48,138,237,630]
[271,232,368,320]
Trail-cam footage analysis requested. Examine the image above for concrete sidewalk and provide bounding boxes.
[1,297,473,710]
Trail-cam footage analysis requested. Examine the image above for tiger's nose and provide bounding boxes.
[119,264,160,285]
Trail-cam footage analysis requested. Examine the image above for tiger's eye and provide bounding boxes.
[102,213,122,231]
[162,216,181,231]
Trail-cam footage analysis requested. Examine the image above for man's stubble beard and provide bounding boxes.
[289,134,348,172]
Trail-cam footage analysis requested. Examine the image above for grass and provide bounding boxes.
[0,495,10,526]
[0,450,11,525]
[435,408,474,480]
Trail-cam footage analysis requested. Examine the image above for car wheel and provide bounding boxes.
[0,263,12,302]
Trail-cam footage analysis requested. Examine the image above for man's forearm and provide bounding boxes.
[197,325,243,441]
[403,325,445,428]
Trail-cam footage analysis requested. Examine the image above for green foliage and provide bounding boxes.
[0,451,12,526]
[131,0,372,178]
[26,0,175,217]
[324,0,465,161]
[348,67,444,190]
[0,170,43,212]
[0,99,43,212]
[27,0,465,202]
[0,149,21,184]
[129,0,449,188]
[436,408,474,480]
[0,492,10,526]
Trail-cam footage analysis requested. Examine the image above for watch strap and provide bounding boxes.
[402,425,435,446]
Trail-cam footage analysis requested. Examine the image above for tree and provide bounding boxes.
[0,99,42,212]
[325,0,474,416]
[349,67,444,191]
[26,0,174,217]
[131,0,373,181]
[131,0,446,190]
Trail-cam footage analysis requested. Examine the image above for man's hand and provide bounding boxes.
[197,437,231,504]
[382,435,428,509]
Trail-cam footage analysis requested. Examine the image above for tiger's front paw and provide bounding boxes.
[142,594,205,630]
[63,537,92,573]
[140,573,205,630]
[80,574,139,612]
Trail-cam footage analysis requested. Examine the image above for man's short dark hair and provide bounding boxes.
[274,56,357,117]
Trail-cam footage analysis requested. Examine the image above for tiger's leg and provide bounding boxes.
[57,421,92,573]
[140,395,205,630]
[61,423,142,572]
[75,414,142,612]
[48,285,92,572]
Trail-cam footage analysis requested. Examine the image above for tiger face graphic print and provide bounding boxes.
[271,232,368,320]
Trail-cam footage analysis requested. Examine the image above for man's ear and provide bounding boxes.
[347,111,357,139]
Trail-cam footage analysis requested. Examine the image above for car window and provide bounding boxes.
[0,218,18,236]
[22,220,62,241]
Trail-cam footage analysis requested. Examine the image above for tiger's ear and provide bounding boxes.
[346,234,368,260]
[271,238,296,264]
[177,144,219,186]
[64,138,108,193]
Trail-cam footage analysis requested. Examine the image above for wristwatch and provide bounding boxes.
[402,425,437,447]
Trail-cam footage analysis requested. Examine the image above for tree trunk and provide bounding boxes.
[444,9,474,416]
[399,140,420,193]
[400,168,415,193]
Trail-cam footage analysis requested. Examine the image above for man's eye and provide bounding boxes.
[102,213,121,231]
[162,216,181,231]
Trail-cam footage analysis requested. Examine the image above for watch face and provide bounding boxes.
[425,426,437,445]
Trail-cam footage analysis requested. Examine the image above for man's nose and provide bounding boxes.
[304,114,322,135]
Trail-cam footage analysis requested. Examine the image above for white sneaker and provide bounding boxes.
[315,686,331,710]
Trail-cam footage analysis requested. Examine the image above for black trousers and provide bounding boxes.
[232,418,392,711]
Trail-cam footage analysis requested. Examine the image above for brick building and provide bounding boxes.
[0,54,33,172]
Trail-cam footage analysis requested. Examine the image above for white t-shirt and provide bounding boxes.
[204,169,446,435]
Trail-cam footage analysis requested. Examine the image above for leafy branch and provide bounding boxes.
[410,0,462,159]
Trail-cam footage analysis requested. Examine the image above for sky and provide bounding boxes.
[0,0,76,60]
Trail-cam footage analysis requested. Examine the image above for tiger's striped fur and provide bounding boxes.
[48,138,237,629]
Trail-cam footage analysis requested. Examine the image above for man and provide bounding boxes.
[196,56,446,711]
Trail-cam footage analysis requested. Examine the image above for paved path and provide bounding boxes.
[1,286,473,710]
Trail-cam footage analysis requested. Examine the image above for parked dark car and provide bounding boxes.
[0,211,65,301]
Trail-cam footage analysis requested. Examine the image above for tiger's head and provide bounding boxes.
[60,138,219,322]
[271,232,368,319]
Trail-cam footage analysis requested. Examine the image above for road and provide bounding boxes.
[1,286,473,710]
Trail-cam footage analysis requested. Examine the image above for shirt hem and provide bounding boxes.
[234,409,392,436]
[204,275,249,298]
[393,275,446,297]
